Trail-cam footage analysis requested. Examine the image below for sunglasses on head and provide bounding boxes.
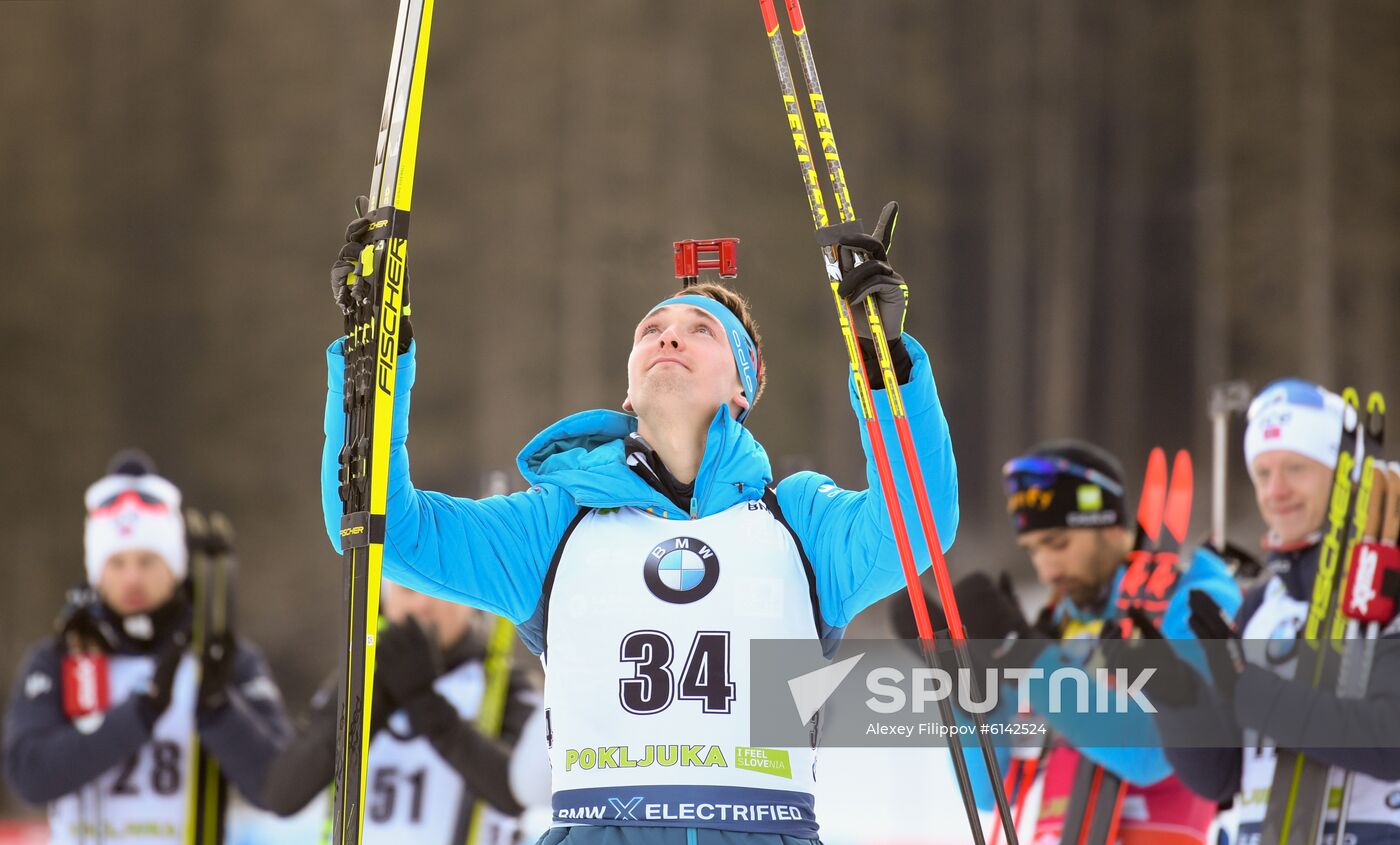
[95,490,166,509]
[1002,455,1124,498]
[84,473,181,513]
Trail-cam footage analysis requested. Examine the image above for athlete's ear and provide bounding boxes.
[730,391,750,420]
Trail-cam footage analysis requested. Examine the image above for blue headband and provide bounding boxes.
[649,295,761,423]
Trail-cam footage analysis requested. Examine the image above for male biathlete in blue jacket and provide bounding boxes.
[319,203,958,845]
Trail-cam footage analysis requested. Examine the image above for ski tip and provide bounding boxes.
[1342,388,1362,431]
[208,512,236,551]
[1367,390,1386,416]
[1148,447,1168,473]
[1170,449,1193,487]
[1164,451,1194,543]
[1365,391,1386,442]
[184,508,208,541]
[1137,448,1169,540]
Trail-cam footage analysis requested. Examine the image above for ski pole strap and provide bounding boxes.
[649,295,761,422]
[814,220,863,248]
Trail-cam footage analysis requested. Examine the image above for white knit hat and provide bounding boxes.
[1244,379,1354,473]
[83,462,186,586]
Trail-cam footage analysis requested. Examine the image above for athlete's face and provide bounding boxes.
[97,549,179,615]
[625,305,748,423]
[381,581,481,651]
[1250,450,1334,546]
[1016,526,1128,607]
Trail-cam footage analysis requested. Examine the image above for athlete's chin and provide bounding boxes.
[636,375,703,407]
[1267,504,1302,522]
[1266,512,1312,542]
[1061,583,1096,607]
[1270,522,1314,547]
[113,596,151,616]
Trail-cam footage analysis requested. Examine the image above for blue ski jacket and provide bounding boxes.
[962,547,1242,810]
[320,334,958,641]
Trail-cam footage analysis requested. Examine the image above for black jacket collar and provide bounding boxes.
[623,432,694,512]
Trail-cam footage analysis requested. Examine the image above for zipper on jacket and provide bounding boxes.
[688,410,730,519]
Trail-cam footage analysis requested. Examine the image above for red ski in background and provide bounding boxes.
[1058,448,1193,845]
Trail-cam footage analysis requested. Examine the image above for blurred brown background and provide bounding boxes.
[1,0,1397,819]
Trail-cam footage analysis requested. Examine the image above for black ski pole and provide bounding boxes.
[184,509,230,845]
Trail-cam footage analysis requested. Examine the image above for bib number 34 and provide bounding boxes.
[619,630,735,715]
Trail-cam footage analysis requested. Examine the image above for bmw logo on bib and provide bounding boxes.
[644,537,720,604]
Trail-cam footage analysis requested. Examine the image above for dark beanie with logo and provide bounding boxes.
[1003,439,1129,534]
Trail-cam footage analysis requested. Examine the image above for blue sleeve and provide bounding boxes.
[1020,550,1244,785]
[2,642,152,804]
[1158,547,1243,675]
[773,334,959,628]
[1018,645,1173,786]
[196,641,292,810]
[321,339,581,622]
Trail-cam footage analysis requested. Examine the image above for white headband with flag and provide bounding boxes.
[1244,379,1353,473]
[83,472,186,585]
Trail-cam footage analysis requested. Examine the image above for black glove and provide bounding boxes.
[330,196,373,314]
[953,572,1036,642]
[1098,607,1200,708]
[54,588,119,654]
[837,201,908,342]
[888,582,950,643]
[891,573,1048,667]
[197,630,236,713]
[374,617,442,706]
[329,196,415,352]
[1030,597,1062,640]
[137,633,187,730]
[1187,589,1244,703]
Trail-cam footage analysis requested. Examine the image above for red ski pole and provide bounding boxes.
[755,2,1020,842]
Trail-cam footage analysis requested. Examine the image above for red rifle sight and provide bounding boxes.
[673,238,739,288]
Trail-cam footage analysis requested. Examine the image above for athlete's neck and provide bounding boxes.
[635,412,710,485]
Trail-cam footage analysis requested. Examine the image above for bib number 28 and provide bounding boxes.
[619,630,735,715]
